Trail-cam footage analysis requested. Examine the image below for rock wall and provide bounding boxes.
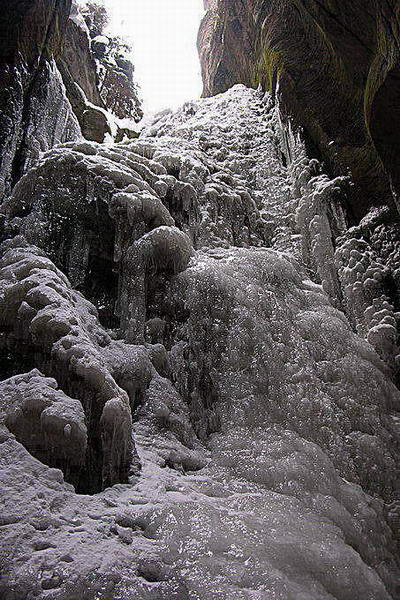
[0,0,142,203]
[90,34,143,124]
[0,0,81,201]
[56,1,115,145]
[58,1,102,107]
[198,0,400,387]
[69,0,143,134]
[198,0,400,219]
[0,86,399,600]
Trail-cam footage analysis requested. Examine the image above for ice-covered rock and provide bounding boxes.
[0,238,135,493]
[0,86,399,599]
[0,369,87,478]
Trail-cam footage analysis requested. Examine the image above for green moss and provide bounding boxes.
[251,46,282,91]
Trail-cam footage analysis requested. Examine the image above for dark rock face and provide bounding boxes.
[198,0,400,220]
[57,1,102,107]
[57,1,142,143]
[91,34,143,123]
[77,0,143,124]
[56,2,119,144]
[0,0,81,200]
[0,0,142,200]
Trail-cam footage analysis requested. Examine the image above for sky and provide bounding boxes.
[102,0,205,113]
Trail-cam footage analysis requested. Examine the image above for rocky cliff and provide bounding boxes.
[61,1,143,137]
[0,2,399,600]
[198,0,400,386]
[56,0,142,143]
[0,0,80,199]
[198,0,400,218]
[0,0,142,202]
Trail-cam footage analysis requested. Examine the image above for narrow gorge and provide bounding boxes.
[0,1,399,599]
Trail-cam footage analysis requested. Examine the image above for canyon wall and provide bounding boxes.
[0,0,142,203]
[199,0,400,385]
[0,0,80,199]
[0,1,399,599]
[198,0,400,217]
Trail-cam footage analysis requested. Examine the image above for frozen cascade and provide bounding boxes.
[0,86,399,599]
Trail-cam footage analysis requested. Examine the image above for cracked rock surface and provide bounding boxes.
[0,86,399,600]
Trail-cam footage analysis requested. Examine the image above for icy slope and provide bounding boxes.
[0,86,399,599]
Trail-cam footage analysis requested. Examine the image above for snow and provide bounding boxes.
[0,85,399,599]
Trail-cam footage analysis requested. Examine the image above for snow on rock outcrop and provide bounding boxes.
[288,143,400,381]
[0,369,87,474]
[0,239,137,492]
[0,86,399,599]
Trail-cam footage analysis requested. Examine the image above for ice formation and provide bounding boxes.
[0,86,399,599]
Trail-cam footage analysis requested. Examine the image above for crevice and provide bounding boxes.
[82,252,119,330]
[0,341,37,382]
[43,202,120,331]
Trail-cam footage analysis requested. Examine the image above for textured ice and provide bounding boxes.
[0,86,399,599]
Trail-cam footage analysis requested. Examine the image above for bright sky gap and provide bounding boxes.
[102,0,205,113]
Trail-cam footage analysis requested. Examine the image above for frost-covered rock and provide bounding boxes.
[0,86,399,600]
[0,0,85,201]
[290,149,400,383]
[0,369,87,476]
[0,238,136,492]
[78,0,143,123]
[57,1,141,145]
